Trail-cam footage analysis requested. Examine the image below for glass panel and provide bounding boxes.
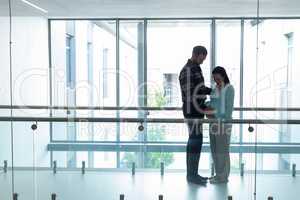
[147,20,212,107]
[0,10,10,107]
[120,152,139,168]
[0,2,12,200]
[243,19,259,109]
[147,122,188,142]
[215,20,241,108]
[52,152,68,168]
[256,153,300,199]
[0,121,12,200]
[119,20,142,107]
[244,19,300,109]
[50,20,118,171]
[4,14,300,200]
[53,151,117,169]
[9,0,51,197]
[119,117,141,142]
[144,21,217,190]
[88,121,116,141]
[50,20,117,107]
[243,19,300,198]
[119,21,144,144]
[93,152,116,168]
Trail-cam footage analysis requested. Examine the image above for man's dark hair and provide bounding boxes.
[212,66,230,84]
[192,46,207,56]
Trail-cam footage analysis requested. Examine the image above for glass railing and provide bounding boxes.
[2,0,300,198]
[0,106,299,199]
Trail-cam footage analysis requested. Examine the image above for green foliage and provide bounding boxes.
[148,89,167,107]
[121,89,174,168]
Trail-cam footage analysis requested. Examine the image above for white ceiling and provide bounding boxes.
[0,0,300,17]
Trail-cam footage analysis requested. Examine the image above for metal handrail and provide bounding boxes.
[0,105,300,111]
[0,117,300,124]
[49,141,300,145]
[47,142,300,154]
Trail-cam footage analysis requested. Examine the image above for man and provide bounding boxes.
[179,46,212,185]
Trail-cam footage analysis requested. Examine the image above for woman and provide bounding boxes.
[205,66,234,184]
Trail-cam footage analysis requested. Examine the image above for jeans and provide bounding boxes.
[209,122,232,179]
[186,120,203,176]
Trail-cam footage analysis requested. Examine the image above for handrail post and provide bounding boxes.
[292,163,296,177]
[13,193,18,200]
[53,160,57,174]
[240,163,244,177]
[160,162,164,176]
[51,193,56,200]
[4,160,7,173]
[82,161,85,174]
[132,162,135,175]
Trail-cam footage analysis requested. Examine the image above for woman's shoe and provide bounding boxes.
[209,176,228,184]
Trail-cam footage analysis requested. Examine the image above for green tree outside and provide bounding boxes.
[121,89,174,168]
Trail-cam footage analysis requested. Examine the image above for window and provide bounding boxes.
[285,32,293,87]
[147,20,212,108]
[119,21,143,144]
[66,35,71,83]
[48,19,300,172]
[65,23,77,168]
[87,42,93,85]
[278,32,294,170]
[102,48,109,98]
[66,34,75,87]
[163,73,178,106]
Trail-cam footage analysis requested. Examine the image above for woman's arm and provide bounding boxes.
[224,86,235,119]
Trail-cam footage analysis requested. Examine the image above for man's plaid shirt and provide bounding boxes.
[179,59,212,118]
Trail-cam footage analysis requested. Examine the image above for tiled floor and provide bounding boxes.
[0,170,299,200]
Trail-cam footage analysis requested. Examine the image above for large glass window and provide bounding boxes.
[119,21,142,144]
[146,19,212,144]
[147,20,212,107]
[50,20,117,167]
[215,20,241,144]
[33,18,300,171]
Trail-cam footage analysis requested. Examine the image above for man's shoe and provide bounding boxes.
[197,175,208,181]
[187,175,207,185]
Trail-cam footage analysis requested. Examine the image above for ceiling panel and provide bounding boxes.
[0,0,299,17]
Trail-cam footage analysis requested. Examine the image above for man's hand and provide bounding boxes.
[206,113,215,119]
[203,107,215,119]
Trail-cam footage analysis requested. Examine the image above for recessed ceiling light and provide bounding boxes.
[21,0,48,13]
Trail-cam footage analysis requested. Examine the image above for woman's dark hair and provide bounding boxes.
[212,66,230,84]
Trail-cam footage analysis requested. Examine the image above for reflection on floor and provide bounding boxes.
[0,170,299,200]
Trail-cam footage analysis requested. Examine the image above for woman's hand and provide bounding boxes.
[206,113,215,119]
[203,107,215,119]
[216,83,223,91]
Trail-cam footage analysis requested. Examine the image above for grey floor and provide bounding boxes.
[0,170,299,200]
